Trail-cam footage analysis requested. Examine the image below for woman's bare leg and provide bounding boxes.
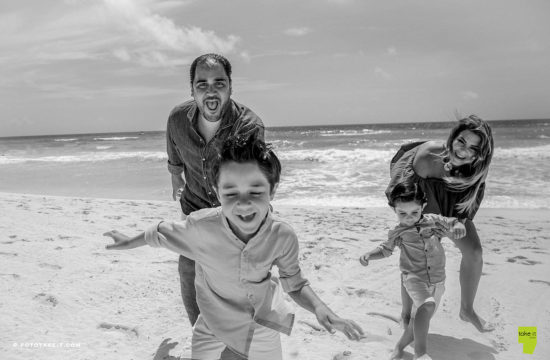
[452,220,494,332]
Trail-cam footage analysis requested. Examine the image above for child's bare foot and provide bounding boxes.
[389,348,405,360]
[459,309,495,332]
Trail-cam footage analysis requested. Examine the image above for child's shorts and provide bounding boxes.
[402,273,445,318]
[189,314,282,360]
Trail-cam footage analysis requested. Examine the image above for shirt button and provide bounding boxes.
[428,266,431,270]
[202,158,206,161]
[425,249,428,252]
[243,251,248,256]
[203,176,206,180]
[241,278,246,283]
[248,294,253,299]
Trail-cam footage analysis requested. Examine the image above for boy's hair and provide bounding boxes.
[210,133,281,191]
[388,181,426,207]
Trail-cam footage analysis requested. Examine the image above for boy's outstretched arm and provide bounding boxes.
[288,285,364,341]
[359,246,386,266]
[104,230,146,250]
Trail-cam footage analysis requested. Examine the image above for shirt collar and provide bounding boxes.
[221,209,274,246]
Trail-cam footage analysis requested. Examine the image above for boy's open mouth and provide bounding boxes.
[237,213,256,222]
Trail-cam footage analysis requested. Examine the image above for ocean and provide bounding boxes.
[1,119,548,209]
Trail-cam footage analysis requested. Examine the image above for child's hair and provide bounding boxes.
[442,114,494,215]
[388,181,427,207]
[210,132,281,191]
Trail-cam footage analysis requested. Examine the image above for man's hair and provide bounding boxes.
[189,54,232,86]
[388,181,426,207]
[210,130,281,191]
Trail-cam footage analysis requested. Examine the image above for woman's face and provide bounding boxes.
[449,130,481,167]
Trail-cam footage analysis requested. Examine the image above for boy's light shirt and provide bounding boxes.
[378,214,457,284]
[144,207,309,357]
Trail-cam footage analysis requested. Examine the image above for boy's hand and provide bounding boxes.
[103,230,132,250]
[450,222,466,240]
[314,305,364,341]
[359,254,370,266]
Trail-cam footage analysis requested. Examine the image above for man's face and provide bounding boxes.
[215,161,276,242]
[191,62,231,122]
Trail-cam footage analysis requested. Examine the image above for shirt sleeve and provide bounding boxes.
[166,114,184,176]
[378,229,400,257]
[423,214,458,231]
[144,219,200,260]
[274,229,310,293]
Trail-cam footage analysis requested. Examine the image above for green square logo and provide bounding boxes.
[518,327,537,354]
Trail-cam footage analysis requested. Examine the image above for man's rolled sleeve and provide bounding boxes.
[276,233,310,293]
[166,119,184,176]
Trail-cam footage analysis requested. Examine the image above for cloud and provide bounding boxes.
[387,46,397,56]
[2,0,240,69]
[284,27,311,37]
[374,67,392,80]
[462,91,479,100]
[249,50,311,59]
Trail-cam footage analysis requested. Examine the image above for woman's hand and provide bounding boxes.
[359,254,370,266]
[450,222,467,240]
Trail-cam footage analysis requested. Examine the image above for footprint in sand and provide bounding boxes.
[529,279,550,286]
[98,322,139,337]
[0,273,20,279]
[34,293,59,307]
[332,350,352,359]
[0,251,18,257]
[506,256,541,265]
[39,263,62,270]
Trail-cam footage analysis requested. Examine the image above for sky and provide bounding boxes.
[1,0,549,136]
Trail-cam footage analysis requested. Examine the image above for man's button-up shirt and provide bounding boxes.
[166,99,264,215]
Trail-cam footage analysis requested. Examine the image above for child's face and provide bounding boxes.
[215,161,277,242]
[393,200,425,226]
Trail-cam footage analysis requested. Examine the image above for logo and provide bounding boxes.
[518,327,537,354]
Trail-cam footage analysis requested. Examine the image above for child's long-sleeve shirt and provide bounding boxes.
[144,207,309,357]
[377,214,459,284]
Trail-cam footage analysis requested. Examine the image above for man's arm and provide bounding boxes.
[171,173,186,201]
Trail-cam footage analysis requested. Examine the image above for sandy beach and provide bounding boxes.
[1,192,549,360]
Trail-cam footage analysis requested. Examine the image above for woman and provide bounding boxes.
[386,115,494,332]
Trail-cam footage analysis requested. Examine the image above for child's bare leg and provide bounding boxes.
[412,302,435,358]
[390,321,414,359]
[400,282,413,328]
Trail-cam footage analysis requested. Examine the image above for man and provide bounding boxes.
[166,54,265,328]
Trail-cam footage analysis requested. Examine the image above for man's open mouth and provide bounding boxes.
[205,99,219,111]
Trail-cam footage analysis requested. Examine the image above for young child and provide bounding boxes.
[359,181,466,360]
[104,136,364,360]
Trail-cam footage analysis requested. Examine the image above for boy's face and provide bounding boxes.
[393,200,425,227]
[215,161,277,242]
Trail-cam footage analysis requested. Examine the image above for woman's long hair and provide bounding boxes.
[442,115,494,215]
